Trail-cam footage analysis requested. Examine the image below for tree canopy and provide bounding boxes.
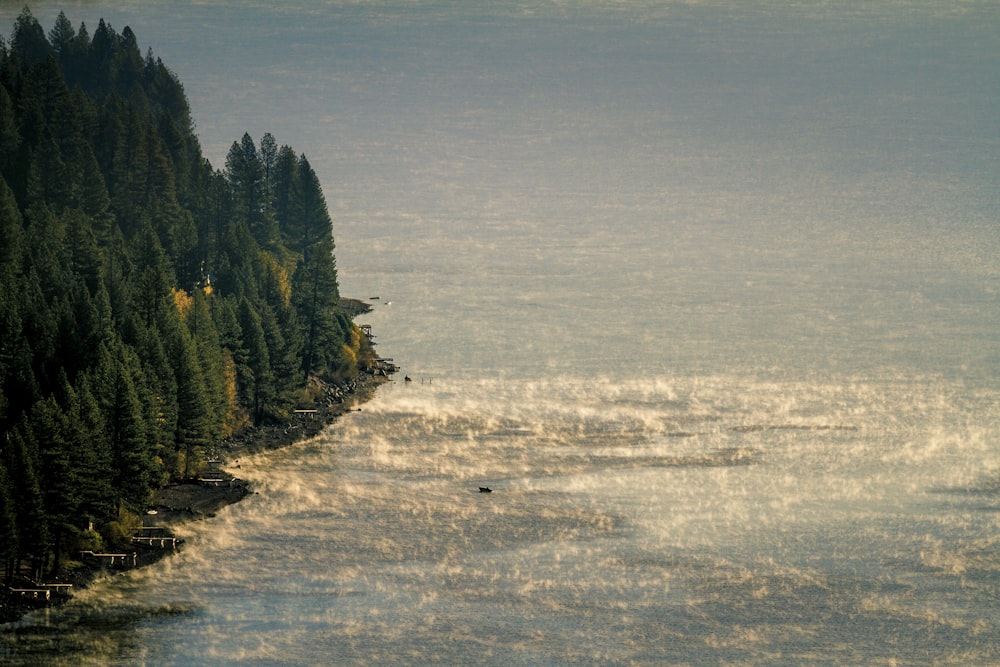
[0,9,377,581]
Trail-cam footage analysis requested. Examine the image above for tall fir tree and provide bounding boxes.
[0,12,368,581]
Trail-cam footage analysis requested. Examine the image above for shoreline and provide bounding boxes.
[1,370,391,625]
[150,372,388,525]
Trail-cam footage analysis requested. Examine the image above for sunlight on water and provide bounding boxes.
[3,374,998,664]
[2,0,998,664]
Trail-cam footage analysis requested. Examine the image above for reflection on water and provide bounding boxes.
[4,376,997,665]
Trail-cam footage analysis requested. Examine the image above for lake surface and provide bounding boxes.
[2,2,998,664]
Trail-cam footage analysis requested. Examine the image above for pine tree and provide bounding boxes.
[1,267,43,423]
[115,27,145,97]
[47,12,75,67]
[271,144,298,239]
[28,392,78,574]
[0,459,19,582]
[225,132,280,248]
[260,132,277,194]
[0,175,23,267]
[108,105,150,235]
[211,294,250,434]
[162,303,213,476]
[68,129,112,226]
[93,338,155,513]
[237,297,273,423]
[289,155,341,379]
[0,83,20,178]
[10,8,51,67]
[130,217,173,326]
[64,375,115,528]
[1,427,48,580]
[127,316,178,481]
[65,207,103,295]
[0,12,371,576]
[0,264,38,428]
[187,288,227,438]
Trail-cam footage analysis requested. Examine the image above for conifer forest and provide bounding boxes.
[0,10,377,581]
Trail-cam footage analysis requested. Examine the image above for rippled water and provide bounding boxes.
[3,1,998,664]
[6,374,998,665]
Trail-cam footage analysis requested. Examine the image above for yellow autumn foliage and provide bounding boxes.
[221,350,250,437]
[348,324,362,352]
[171,287,193,317]
[340,324,364,368]
[260,250,292,306]
[341,342,358,366]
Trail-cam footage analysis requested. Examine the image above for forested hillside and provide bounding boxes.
[0,9,377,580]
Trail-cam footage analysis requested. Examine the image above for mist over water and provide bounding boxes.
[3,1,998,664]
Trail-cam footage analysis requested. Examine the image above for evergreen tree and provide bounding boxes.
[0,12,370,577]
[237,297,273,423]
[0,83,20,177]
[127,316,178,480]
[260,131,277,194]
[0,175,23,267]
[65,207,104,295]
[0,459,19,582]
[211,294,249,434]
[271,143,298,237]
[47,12,75,59]
[4,267,44,417]
[187,288,227,438]
[108,104,150,234]
[63,375,115,529]
[162,302,213,476]
[0,264,38,428]
[1,427,48,580]
[130,217,173,326]
[289,155,340,379]
[68,131,112,226]
[93,338,155,513]
[28,392,77,573]
[10,8,50,67]
[225,132,279,248]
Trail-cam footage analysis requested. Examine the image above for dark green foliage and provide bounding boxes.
[10,7,51,67]
[0,458,18,581]
[237,296,273,423]
[0,11,367,580]
[1,428,48,580]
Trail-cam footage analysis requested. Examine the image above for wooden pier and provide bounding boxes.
[40,583,73,597]
[8,587,50,602]
[130,526,182,550]
[131,536,181,549]
[79,551,138,568]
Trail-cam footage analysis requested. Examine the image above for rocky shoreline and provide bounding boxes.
[150,372,387,524]
[1,370,391,625]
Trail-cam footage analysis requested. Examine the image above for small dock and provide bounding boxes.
[79,551,138,568]
[131,526,182,550]
[40,583,73,598]
[359,325,398,375]
[8,587,50,602]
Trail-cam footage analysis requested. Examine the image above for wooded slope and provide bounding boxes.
[0,10,375,579]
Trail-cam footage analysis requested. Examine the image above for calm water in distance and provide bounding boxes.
[2,2,998,664]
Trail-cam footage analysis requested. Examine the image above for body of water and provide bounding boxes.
[2,1,998,664]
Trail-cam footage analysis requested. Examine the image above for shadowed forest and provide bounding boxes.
[0,9,376,581]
